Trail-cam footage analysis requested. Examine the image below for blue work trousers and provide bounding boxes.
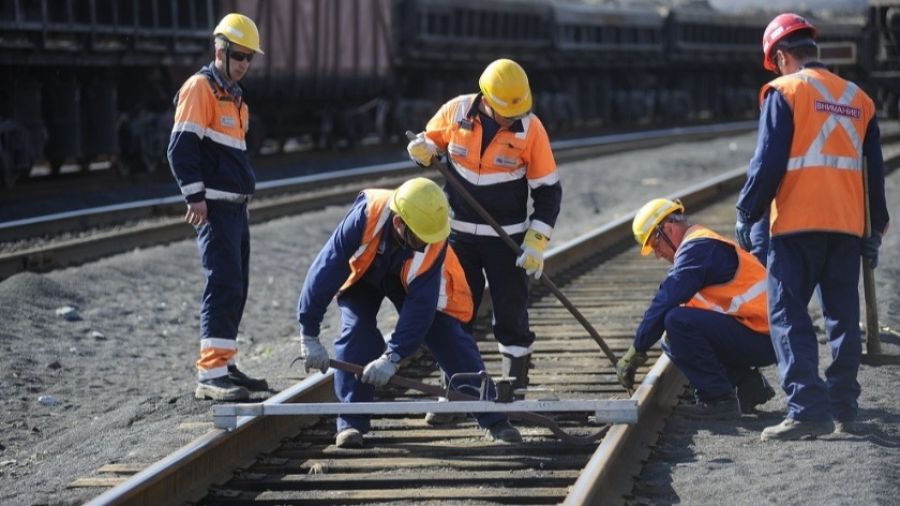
[450,232,536,353]
[767,232,862,422]
[333,281,506,433]
[196,200,250,341]
[662,307,776,401]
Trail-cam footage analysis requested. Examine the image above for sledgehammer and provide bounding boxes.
[405,131,629,392]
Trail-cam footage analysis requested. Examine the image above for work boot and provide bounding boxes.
[760,418,835,441]
[678,392,741,419]
[227,365,269,391]
[501,353,531,398]
[194,376,250,401]
[834,420,865,435]
[486,420,522,443]
[335,428,364,449]
[735,368,776,413]
[424,409,466,426]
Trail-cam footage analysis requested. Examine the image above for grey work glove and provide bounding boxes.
[862,233,882,269]
[300,334,330,374]
[361,352,401,386]
[735,219,752,252]
[616,345,649,390]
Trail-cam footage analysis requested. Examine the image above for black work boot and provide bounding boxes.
[678,392,742,419]
[735,368,775,413]
[501,353,531,398]
[227,365,269,391]
[194,376,250,401]
[486,420,523,443]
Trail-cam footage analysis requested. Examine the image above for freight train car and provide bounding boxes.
[1,0,891,188]
[0,0,220,186]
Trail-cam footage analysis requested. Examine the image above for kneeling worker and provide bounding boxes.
[617,198,777,417]
[296,177,522,448]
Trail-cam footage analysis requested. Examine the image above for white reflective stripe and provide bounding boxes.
[451,162,526,186]
[180,182,205,195]
[529,220,553,238]
[405,250,427,285]
[692,293,726,314]
[350,201,394,262]
[451,219,529,237]
[455,97,472,123]
[227,357,236,366]
[498,343,533,357]
[786,73,862,173]
[200,338,237,350]
[205,188,250,203]
[448,143,468,157]
[437,274,449,311]
[528,170,560,189]
[197,366,228,380]
[727,280,767,314]
[206,128,247,151]
[172,120,206,139]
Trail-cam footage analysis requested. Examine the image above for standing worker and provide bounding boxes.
[406,58,562,398]
[296,177,522,448]
[735,13,889,440]
[618,199,777,417]
[167,13,268,401]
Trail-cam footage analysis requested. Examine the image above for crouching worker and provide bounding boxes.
[296,177,522,448]
[617,198,777,418]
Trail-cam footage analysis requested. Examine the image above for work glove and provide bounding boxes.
[862,233,882,269]
[300,335,330,374]
[516,228,550,279]
[406,132,437,167]
[361,352,400,387]
[616,345,649,390]
[735,219,752,252]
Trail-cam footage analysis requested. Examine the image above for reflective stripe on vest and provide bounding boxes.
[679,226,769,335]
[760,68,873,237]
[339,190,473,322]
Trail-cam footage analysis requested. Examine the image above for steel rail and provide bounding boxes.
[79,154,791,505]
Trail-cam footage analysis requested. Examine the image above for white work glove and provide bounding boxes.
[300,334,330,374]
[361,352,401,386]
[406,132,436,167]
[516,228,550,279]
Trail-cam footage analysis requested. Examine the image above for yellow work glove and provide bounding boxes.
[616,345,649,389]
[406,132,436,167]
[516,228,550,279]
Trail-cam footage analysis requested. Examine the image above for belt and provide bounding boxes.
[205,189,252,203]
[450,219,528,237]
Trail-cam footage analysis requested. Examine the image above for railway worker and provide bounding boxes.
[735,13,889,440]
[406,58,561,402]
[618,198,777,418]
[167,13,267,401]
[295,177,523,448]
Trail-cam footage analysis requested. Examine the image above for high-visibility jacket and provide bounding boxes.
[167,63,255,203]
[340,189,473,323]
[679,226,769,335]
[760,67,875,237]
[424,93,561,238]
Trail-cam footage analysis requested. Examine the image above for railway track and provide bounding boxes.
[0,122,760,280]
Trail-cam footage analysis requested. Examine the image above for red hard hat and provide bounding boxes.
[762,13,816,71]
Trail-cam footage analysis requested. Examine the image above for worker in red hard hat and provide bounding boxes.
[735,13,890,441]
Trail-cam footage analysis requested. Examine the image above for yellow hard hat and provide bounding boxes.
[632,198,685,256]
[390,178,451,244]
[479,59,532,118]
[214,13,264,54]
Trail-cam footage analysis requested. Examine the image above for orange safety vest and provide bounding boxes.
[760,67,875,237]
[339,189,474,323]
[680,226,770,335]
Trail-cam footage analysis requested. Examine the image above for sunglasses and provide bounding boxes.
[400,224,427,252]
[230,51,254,62]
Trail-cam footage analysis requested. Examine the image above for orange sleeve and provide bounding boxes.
[424,99,457,151]
[524,117,558,181]
[173,75,213,130]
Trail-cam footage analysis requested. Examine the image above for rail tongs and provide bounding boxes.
[328,359,629,445]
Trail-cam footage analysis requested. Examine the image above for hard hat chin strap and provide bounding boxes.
[223,40,232,82]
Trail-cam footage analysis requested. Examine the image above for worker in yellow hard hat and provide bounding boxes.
[296,177,522,448]
[406,59,561,407]
[167,13,266,402]
[619,198,777,419]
